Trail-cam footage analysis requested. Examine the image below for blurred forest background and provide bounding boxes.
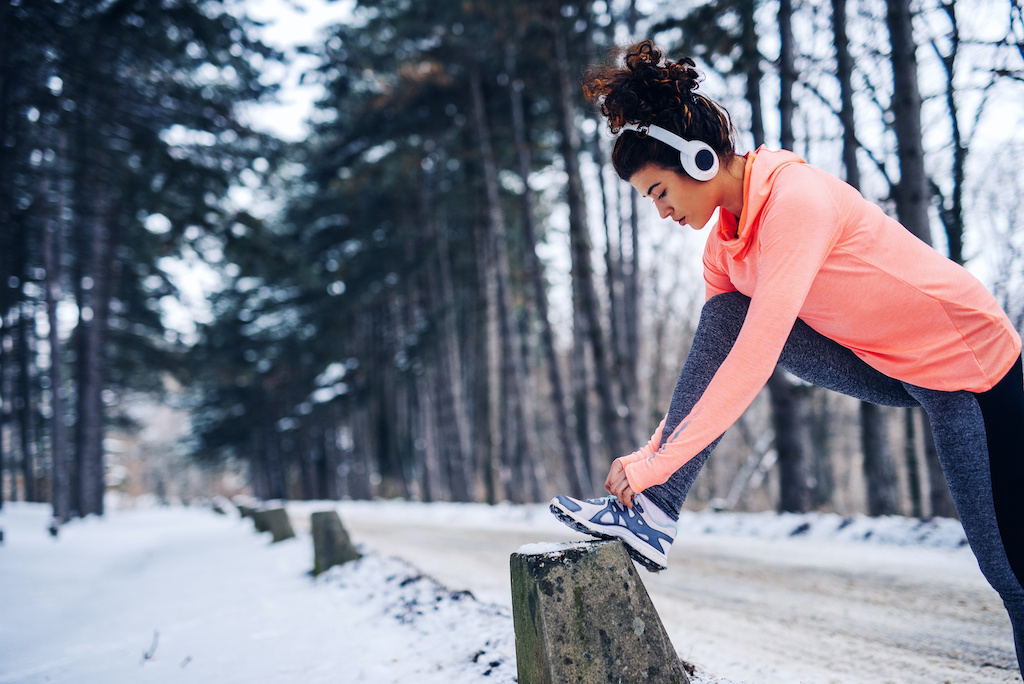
[2,0,1023,526]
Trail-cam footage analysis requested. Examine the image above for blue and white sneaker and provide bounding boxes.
[549,493,677,572]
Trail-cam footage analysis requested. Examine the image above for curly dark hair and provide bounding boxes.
[583,40,737,181]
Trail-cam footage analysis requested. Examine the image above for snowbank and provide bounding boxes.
[0,499,990,684]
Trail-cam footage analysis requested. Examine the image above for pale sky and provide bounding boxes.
[241,0,355,141]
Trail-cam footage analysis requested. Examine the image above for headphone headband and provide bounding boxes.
[620,123,720,182]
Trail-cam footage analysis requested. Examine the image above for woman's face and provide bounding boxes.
[628,163,721,231]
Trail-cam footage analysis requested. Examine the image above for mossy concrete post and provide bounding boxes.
[510,540,689,684]
[311,510,361,575]
[252,507,295,543]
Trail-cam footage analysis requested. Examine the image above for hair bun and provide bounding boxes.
[584,40,702,132]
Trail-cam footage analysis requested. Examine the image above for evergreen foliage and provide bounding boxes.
[0,0,277,519]
[2,0,1022,516]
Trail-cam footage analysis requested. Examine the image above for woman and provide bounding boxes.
[549,40,1024,673]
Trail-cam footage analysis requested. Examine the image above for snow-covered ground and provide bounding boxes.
[0,499,1018,683]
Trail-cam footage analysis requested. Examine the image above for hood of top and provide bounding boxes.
[717,146,806,259]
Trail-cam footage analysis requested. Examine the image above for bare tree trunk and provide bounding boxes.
[622,0,642,422]
[862,404,901,516]
[903,408,923,518]
[439,243,475,499]
[310,422,328,500]
[778,0,796,151]
[571,306,594,485]
[323,415,341,501]
[470,64,543,502]
[264,405,286,501]
[0,292,7,508]
[599,128,637,449]
[471,149,505,502]
[348,401,375,501]
[808,389,835,509]
[466,269,498,504]
[420,162,475,500]
[553,20,623,468]
[886,0,931,246]
[770,370,810,512]
[16,300,35,503]
[933,0,964,265]
[832,0,859,190]
[419,160,475,499]
[616,186,642,445]
[416,371,442,502]
[379,349,412,500]
[9,200,35,503]
[740,0,766,151]
[0,0,11,510]
[247,429,266,500]
[582,17,638,451]
[861,403,899,516]
[297,427,316,501]
[42,148,70,523]
[505,43,586,497]
[75,169,115,517]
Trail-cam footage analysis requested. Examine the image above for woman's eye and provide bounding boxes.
[657,190,667,200]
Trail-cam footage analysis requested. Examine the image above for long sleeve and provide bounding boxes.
[623,164,844,493]
[617,417,667,467]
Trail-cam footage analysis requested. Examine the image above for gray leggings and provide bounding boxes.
[643,291,1024,673]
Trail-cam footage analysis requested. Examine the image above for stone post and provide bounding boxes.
[511,540,689,684]
[252,507,295,543]
[311,510,361,575]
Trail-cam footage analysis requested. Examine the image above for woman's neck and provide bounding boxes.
[720,153,748,219]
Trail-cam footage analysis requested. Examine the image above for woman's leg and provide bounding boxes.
[643,291,919,517]
[639,292,744,516]
[974,357,1024,588]
[901,381,1024,673]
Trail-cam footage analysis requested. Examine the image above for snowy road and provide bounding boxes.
[2,500,1020,683]
[331,501,1021,684]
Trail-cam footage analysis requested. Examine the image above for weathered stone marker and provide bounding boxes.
[511,540,689,684]
[251,507,295,543]
[310,510,361,575]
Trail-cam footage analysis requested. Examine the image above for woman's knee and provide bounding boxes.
[694,292,750,350]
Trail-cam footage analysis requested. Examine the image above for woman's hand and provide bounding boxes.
[604,458,636,508]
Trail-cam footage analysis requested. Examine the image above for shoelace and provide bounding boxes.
[588,499,673,552]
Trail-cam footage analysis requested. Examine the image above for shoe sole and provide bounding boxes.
[549,503,666,573]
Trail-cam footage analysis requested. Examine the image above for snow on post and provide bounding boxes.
[510,540,689,684]
[310,510,361,575]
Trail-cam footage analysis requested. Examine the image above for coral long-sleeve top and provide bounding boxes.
[622,148,1021,495]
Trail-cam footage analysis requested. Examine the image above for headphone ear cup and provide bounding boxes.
[620,123,720,182]
[679,141,719,182]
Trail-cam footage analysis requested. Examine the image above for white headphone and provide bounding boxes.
[620,123,720,182]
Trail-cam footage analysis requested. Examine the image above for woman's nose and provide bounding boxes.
[657,202,672,220]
